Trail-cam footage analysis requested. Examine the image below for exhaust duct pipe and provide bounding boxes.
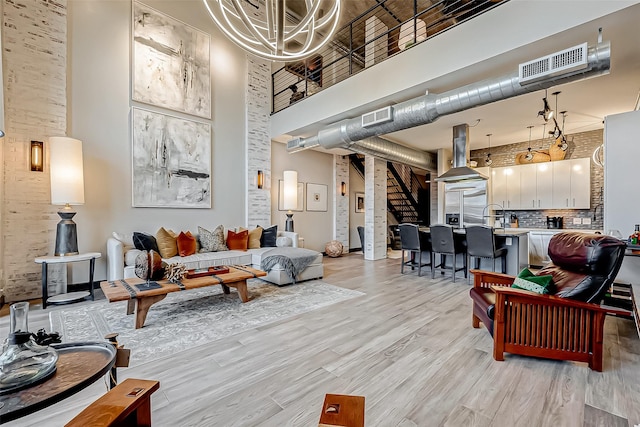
[286,40,611,171]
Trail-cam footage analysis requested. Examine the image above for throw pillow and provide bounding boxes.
[239,227,263,249]
[133,232,160,253]
[512,268,555,295]
[227,229,249,251]
[156,227,178,258]
[177,231,197,257]
[276,236,293,247]
[198,225,228,252]
[259,224,278,247]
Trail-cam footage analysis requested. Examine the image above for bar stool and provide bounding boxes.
[465,225,507,282]
[430,224,467,282]
[399,223,431,276]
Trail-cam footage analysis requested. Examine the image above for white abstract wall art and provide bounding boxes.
[133,2,211,118]
[132,107,211,208]
[306,183,328,212]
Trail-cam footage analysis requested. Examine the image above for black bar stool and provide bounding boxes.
[465,225,507,282]
[430,224,467,282]
[399,223,431,276]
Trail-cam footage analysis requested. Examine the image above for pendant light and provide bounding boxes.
[538,89,554,122]
[558,110,569,151]
[485,133,493,166]
[524,126,534,161]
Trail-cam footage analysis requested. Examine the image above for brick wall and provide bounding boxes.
[470,129,604,230]
[2,0,67,302]
[333,154,349,251]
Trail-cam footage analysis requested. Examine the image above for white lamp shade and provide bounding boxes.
[49,136,85,206]
[283,170,298,210]
[398,19,427,51]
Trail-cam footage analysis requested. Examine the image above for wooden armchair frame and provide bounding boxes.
[470,270,622,372]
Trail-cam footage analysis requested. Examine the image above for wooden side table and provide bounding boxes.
[35,252,101,309]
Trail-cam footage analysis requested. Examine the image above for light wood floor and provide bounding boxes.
[2,254,640,426]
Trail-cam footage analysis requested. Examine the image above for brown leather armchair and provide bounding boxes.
[469,232,626,371]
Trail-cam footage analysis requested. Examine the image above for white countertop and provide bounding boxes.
[502,228,603,233]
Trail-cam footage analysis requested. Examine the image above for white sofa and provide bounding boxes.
[106,230,323,286]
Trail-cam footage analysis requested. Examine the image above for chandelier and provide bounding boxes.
[202,0,342,61]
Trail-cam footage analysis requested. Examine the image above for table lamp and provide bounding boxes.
[283,170,298,232]
[49,137,85,256]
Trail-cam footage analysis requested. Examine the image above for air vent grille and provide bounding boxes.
[519,43,588,84]
[362,106,393,128]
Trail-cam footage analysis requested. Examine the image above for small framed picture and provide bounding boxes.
[306,183,328,212]
[355,192,365,213]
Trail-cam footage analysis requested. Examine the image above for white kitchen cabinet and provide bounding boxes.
[528,231,560,266]
[519,163,537,209]
[505,166,521,209]
[491,167,507,208]
[552,158,590,209]
[491,158,589,210]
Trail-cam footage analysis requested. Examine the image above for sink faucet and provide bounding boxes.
[482,204,506,228]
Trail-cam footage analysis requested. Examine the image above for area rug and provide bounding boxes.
[49,280,364,366]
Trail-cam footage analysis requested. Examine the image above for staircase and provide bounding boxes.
[349,154,429,225]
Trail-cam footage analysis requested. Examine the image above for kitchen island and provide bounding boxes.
[419,228,529,276]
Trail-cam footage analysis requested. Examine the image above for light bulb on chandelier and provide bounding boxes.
[524,125,534,161]
[202,0,342,61]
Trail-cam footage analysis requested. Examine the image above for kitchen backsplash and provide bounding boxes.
[471,129,603,231]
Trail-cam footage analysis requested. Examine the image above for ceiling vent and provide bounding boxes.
[519,42,588,84]
[361,106,393,128]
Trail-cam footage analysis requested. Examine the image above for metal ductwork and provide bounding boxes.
[435,123,487,182]
[286,39,611,172]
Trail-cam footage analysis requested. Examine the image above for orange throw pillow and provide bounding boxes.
[226,229,249,251]
[176,231,197,257]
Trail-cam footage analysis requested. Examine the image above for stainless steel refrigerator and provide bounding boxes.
[444,180,488,227]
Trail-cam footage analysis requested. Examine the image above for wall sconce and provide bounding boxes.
[257,170,264,189]
[31,141,44,172]
[341,181,347,196]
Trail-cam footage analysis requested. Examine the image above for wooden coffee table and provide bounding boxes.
[100,266,266,329]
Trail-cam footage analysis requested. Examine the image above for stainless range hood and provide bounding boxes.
[435,124,488,182]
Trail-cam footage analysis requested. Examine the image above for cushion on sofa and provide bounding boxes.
[198,225,228,252]
[112,231,134,248]
[177,231,197,257]
[227,229,248,251]
[133,232,160,253]
[276,236,293,247]
[239,227,262,249]
[259,225,277,247]
[156,227,178,258]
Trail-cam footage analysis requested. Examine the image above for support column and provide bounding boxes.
[246,55,271,228]
[364,156,387,260]
[333,155,349,252]
[365,16,388,68]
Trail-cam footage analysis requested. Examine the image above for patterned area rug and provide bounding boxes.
[49,280,363,366]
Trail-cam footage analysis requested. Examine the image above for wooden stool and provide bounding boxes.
[66,378,159,427]
[318,394,365,427]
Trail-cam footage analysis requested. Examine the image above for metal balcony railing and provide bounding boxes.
[272,0,508,114]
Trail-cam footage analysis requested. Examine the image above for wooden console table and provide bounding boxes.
[100,266,266,329]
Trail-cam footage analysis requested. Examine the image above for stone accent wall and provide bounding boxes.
[364,155,387,260]
[2,0,67,302]
[333,155,349,252]
[246,55,271,228]
[471,129,604,230]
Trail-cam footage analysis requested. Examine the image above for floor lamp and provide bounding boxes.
[49,137,85,256]
[283,171,298,232]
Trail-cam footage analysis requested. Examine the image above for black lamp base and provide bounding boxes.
[285,212,294,232]
[55,210,79,256]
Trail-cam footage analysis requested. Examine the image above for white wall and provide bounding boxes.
[68,0,250,281]
[604,110,640,236]
[270,142,333,252]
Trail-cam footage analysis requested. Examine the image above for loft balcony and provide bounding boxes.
[271,0,508,114]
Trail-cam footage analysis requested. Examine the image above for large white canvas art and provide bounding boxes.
[132,108,211,208]
[133,2,211,118]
